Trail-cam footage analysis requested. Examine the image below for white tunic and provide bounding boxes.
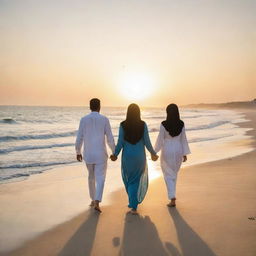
[75,112,115,164]
[154,124,191,179]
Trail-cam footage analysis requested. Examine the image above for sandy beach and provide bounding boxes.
[0,109,255,256]
[1,0,255,254]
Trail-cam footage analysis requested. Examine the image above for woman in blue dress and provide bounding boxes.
[111,104,158,215]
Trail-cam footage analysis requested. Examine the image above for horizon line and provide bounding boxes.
[0,99,255,108]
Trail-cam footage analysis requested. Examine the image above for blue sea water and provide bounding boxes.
[0,105,251,184]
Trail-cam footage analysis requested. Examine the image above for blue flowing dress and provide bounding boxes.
[114,123,156,210]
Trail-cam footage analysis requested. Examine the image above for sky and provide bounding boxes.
[0,0,255,107]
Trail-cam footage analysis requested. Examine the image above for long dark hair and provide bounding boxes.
[162,104,184,137]
[121,104,145,144]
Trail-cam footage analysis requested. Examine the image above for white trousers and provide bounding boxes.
[85,162,107,202]
[164,175,177,200]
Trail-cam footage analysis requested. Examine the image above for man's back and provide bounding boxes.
[75,112,115,164]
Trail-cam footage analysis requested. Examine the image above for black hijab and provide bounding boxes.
[121,104,145,144]
[162,104,184,137]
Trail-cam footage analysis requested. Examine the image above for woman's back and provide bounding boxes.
[116,123,155,158]
[155,124,189,157]
[162,126,184,154]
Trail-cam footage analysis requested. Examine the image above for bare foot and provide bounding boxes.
[89,201,95,207]
[167,198,176,207]
[94,205,102,213]
[130,209,138,215]
[94,200,102,213]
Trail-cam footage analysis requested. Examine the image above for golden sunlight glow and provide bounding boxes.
[118,72,155,101]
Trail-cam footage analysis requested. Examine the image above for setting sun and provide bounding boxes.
[118,72,155,101]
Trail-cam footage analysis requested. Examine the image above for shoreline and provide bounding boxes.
[0,107,253,186]
[0,108,255,255]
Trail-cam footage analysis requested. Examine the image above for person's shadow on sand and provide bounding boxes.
[168,208,216,256]
[58,209,99,256]
[119,213,178,256]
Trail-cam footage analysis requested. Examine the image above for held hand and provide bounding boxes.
[183,155,187,162]
[110,155,117,161]
[77,154,83,162]
[151,154,159,161]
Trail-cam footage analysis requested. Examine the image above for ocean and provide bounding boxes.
[0,105,252,184]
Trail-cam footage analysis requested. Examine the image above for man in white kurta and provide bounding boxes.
[75,98,115,212]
